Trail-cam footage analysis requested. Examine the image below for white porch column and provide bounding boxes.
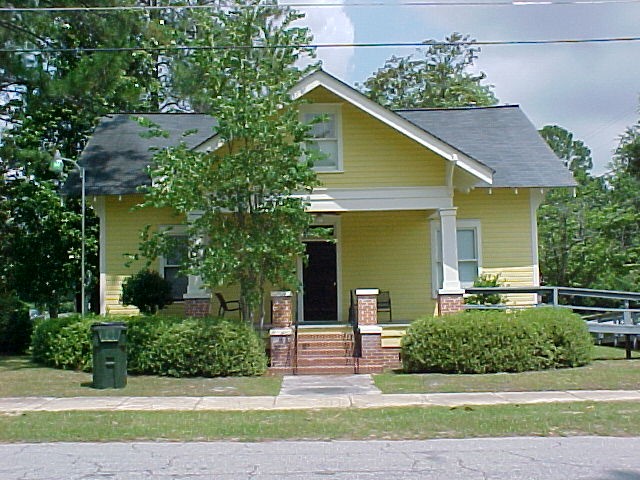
[183,210,211,316]
[184,274,210,299]
[438,207,462,293]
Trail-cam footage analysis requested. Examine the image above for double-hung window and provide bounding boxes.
[160,229,189,301]
[432,220,481,294]
[301,104,342,172]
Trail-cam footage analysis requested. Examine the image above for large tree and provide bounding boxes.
[141,2,318,322]
[0,0,180,315]
[538,122,640,292]
[613,118,640,179]
[358,32,497,109]
[539,125,593,183]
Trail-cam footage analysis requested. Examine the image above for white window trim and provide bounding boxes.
[430,219,483,297]
[158,225,188,301]
[300,103,344,173]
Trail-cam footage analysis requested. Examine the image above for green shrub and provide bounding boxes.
[31,316,80,364]
[514,307,593,367]
[126,315,183,374]
[129,316,267,377]
[464,274,504,306]
[50,320,94,371]
[401,308,593,374]
[31,315,95,370]
[121,269,173,315]
[0,293,32,354]
[32,314,268,377]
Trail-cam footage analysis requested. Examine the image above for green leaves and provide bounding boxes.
[121,269,173,315]
[540,125,593,183]
[142,3,318,322]
[358,32,498,109]
[401,308,592,374]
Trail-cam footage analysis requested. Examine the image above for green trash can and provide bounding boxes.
[91,322,127,389]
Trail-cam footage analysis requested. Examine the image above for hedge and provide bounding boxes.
[401,307,593,374]
[30,315,267,377]
[30,315,96,370]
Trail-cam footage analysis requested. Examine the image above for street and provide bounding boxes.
[2,436,639,479]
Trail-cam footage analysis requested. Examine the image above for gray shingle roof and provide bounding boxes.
[73,113,217,195]
[396,105,576,188]
[76,105,575,195]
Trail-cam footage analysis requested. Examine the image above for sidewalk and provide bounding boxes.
[2,389,640,413]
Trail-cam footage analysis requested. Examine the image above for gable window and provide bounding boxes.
[301,104,343,172]
[432,220,481,294]
[160,230,189,301]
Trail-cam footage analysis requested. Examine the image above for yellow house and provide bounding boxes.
[79,70,575,372]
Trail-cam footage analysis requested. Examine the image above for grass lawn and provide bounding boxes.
[0,356,281,397]
[1,402,639,443]
[374,346,640,394]
[2,346,638,398]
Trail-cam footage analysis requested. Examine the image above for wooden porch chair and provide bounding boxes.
[215,293,240,317]
[377,290,392,322]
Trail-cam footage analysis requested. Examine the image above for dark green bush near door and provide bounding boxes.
[31,315,267,377]
[401,307,593,374]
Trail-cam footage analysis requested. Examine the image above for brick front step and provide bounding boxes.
[296,333,353,342]
[354,363,385,374]
[293,365,357,375]
[296,356,356,367]
[297,347,354,357]
[298,342,354,352]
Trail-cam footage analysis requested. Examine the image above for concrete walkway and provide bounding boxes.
[1,374,640,413]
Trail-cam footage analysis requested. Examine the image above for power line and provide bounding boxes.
[1,0,640,12]
[1,36,640,54]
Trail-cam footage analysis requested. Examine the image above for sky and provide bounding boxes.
[290,0,640,175]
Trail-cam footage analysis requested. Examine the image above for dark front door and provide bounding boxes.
[303,241,338,322]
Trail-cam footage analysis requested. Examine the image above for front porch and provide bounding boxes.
[267,289,438,375]
[184,205,472,325]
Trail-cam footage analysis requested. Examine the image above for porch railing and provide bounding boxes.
[349,290,361,358]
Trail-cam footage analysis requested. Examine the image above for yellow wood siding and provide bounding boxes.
[340,211,434,321]
[303,87,446,188]
[455,188,537,305]
[381,326,408,348]
[103,194,185,315]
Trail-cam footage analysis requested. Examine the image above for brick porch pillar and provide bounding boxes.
[355,289,398,373]
[437,292,465,315]
[271,291,293,328]
[356,288,379,325]
[269,291,294,373]
[184,297,211,318]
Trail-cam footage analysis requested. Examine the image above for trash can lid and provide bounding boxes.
[91,322,127,329]
[91,322,127,342]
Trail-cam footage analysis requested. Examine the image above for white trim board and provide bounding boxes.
[93,196,107,315]
[298,186,453,212]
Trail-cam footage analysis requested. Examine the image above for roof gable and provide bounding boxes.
[290,70,495,185]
